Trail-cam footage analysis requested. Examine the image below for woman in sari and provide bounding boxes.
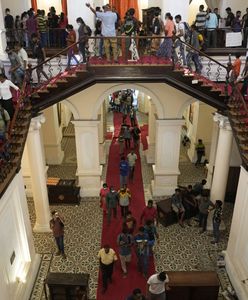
[156,12,175,59]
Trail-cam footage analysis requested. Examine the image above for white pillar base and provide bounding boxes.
[33,223,51,233]
[151,165,179,196]
[99,142,106,165]
[22,175,33,197]
[145,137,155,164]
[224,251,248,300]
[77,167,102,197]
[44,144,64,165]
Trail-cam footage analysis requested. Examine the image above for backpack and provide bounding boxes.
[183,22,191,42]
[86,25,92,36]
[152,17,161,35]
[124,17,135,35]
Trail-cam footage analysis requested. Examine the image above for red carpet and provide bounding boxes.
[140,124,148,151]
[97,112,155,300]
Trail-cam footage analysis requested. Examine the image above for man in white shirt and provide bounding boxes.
[86,3,118,63]
[127,149,137,181]
[14,42,28,71]
[0,74,19,119]
[174,15,186,66]
[147,271,170,300]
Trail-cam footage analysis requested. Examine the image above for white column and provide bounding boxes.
[72,119,102,197]
[98,103,107,165]
[26,115,51,232]
[21,144,32,197]
[206,119,219,189]
[145,101,156,163]
[151,118,184,196]
[0,0,7,59]
[42,106,64,165]
[210,113,233,202]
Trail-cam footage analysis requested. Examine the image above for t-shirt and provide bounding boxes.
[5,15,14,29]
[165,19,175,37]
[199,197,214,214]
[50,217,64,237]
[117,233,132,256]
[37,15,47,32]
[120,160,129,176]
[0,79,19,100]
[96,11,117,37]
[18,48,28,69]
[195,11,207,30]
[147,273,169,294]
[127,153,137,167]
[32,42,45,60]
[232,59,241,77]
[98,248,117,265]
[141,206,157,223]
[175,21,185,39]
[118,190,130,206]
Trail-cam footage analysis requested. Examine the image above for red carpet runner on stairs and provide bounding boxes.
[97,112,155,300]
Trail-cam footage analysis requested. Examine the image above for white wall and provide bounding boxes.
[36,0,62,15]
[1,0,30,18]
[0,171,40,300]
[219,0,247,19]
[225,166,248,300]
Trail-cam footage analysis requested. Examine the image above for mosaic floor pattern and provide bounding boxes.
[29,111,235,300]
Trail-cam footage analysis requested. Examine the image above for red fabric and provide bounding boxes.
[140,206,157,225]
[109,0,139,20]
[31,0,37,12]
[97,112,155,299]
[140,124,148,151]
[61,0,68,15]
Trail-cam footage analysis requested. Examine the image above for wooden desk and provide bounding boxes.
[167,271,219,300]
[45,272,89,300]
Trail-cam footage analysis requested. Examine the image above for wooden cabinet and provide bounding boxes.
[45,272,89,300]
[167,271,219,300]
[47,178,80,205]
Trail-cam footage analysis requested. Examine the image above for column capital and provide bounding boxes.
[72,118,100,128]
[29,114,46,132]
[155,117,185,127]
[213,113,232,131]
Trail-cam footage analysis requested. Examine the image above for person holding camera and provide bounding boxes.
[50,210,66,259]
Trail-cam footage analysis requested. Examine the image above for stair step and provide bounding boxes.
[233,126,247,133]
[242,153,248,162]
[56,78,68,83]
[47,84,58,88]
[37,89,50,94]
[237,134,248,141]
[229,110,247,116]
[240,144,248,151]
[63,73,77,78]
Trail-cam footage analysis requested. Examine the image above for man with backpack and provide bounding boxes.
[174,15,187,67]
[151,11,164,53]
[76,17,91,63]
[117,227,133,277]
[144,219,159,255]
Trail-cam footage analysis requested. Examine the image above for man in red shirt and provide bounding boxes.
[50,210,66,258]
[140,200,158,225]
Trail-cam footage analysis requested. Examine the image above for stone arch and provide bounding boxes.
[92,83,165,119]
[63,99,80,119]
[176,97,197,118]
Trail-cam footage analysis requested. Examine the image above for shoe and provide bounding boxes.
[62,253,67,259]
[55,251,61,256]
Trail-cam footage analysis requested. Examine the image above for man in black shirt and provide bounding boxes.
[225,7,235,27]
[4,8,14,46]
[31,33,49,84]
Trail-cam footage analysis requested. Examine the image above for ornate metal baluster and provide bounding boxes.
[206,59,212,80]
[47,59,53,78]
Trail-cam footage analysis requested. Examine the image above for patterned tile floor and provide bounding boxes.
[29,111,235,300]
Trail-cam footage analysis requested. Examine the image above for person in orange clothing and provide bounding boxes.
[65,24,79,69]
[99,183,110,215]
[230,53,241,90]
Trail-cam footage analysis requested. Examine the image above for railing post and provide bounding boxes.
[225,54,232,103]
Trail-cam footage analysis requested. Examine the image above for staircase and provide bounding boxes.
[0,37,247,197]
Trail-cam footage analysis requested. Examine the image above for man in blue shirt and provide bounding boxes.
[120,156,129,188]
[134,226,149,278]
[206,9,218,48]
[86,3,118,63]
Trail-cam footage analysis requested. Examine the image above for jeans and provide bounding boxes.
[129,166,135,181]
[207,30,217,48]
[120,175,128,188]
[199,212,208,231]
[103,38,118,61]
[195,152,204,165]
[107,207,117,223]
[120,205,129,218]
[67,48,79,69]
[136,252,149,277]
[101,262,114,289]
[12,68,24,86]
[40,32,48,48]
[186,52,202,73]
[55,235,64,254]
[79,42,86,62]
[213,220,220,242]
[174,39,186,65]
